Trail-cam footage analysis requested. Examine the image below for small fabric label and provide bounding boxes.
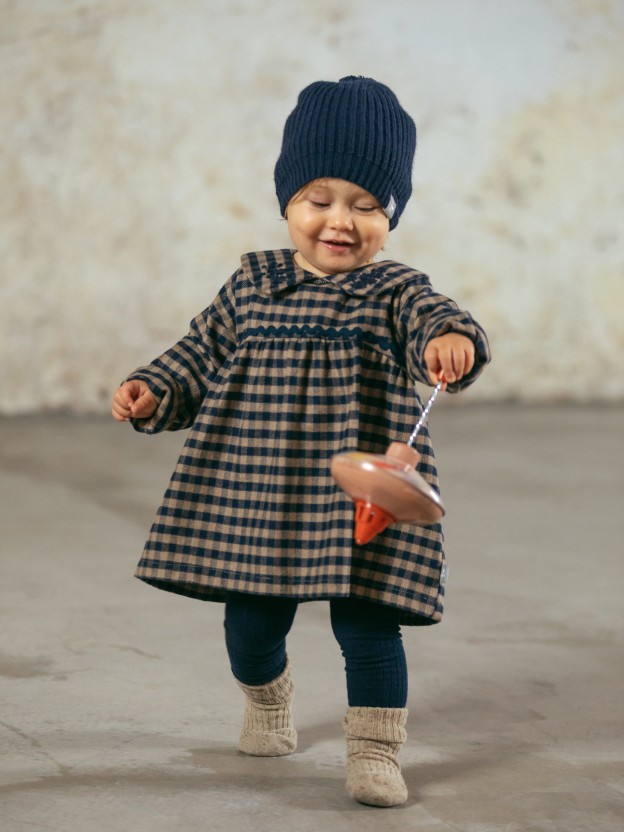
[384,194,397,220]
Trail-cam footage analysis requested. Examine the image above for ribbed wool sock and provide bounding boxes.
[236,661,297,757]
[344,706,408,807]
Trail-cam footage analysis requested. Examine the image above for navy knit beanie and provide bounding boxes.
[274,76,416,230]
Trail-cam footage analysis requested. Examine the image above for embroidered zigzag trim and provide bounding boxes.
[241,324,402,361]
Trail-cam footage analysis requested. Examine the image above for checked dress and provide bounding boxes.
[128,249,490,625]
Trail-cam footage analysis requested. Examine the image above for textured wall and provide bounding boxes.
[1,0,622,413]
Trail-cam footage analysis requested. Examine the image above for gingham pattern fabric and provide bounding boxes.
[129,249,490,625]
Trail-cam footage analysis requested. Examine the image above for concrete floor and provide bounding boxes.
[1,405,623,832]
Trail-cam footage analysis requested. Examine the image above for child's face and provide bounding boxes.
[286,178,390,276]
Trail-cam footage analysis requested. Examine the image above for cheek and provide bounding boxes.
[360,213,389,239]
[369,225,389,250]
[292,215,321,238]
[287,221,306,243]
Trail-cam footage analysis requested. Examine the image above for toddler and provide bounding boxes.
[112,76,490,807]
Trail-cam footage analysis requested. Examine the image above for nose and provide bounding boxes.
[328,206,353,231]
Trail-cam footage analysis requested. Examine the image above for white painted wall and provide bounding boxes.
[1,0,622,412]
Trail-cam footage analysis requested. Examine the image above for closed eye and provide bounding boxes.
[354,203,381,213]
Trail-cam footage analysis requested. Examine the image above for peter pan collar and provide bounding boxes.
[243,249,426,299]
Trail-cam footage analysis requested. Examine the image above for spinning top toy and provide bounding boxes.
[331,375,446,545]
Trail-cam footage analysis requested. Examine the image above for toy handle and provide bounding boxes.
[407,372,446,447]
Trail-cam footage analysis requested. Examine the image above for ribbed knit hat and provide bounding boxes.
[274,76,416,230]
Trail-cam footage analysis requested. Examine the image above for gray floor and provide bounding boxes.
[1,405,623,832]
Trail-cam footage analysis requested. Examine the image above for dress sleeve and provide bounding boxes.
[395,278,491,392]
[125,274,238,433]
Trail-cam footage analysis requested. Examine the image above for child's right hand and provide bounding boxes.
[111,380,158,422]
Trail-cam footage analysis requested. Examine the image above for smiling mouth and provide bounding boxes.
[321,239,355,250]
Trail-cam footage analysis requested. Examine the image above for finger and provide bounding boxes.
[450,351,465,382]
[453,345,475,381]
[427,364,441,386]
[112,390,130,414]
[131,391,156,418]
[463,344,476,376]
[122,380,142,405]
[439,352,457,384]
[424,347,442,385]
[111,402,131,421]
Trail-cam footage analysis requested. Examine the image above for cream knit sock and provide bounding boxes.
[344,706,408,807]
[236,661,297,757]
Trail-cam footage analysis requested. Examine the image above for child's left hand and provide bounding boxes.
[424,333,475,387]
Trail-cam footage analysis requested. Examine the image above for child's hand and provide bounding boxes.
[424,333,475,387]
[112,380,158,422]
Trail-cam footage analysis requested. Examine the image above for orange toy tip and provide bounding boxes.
[354,500,396,545]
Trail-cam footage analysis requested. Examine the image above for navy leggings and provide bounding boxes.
[224,594,407,708]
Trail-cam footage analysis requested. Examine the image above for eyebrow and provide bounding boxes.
[307,185,332,195]
[306,186,377,203]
